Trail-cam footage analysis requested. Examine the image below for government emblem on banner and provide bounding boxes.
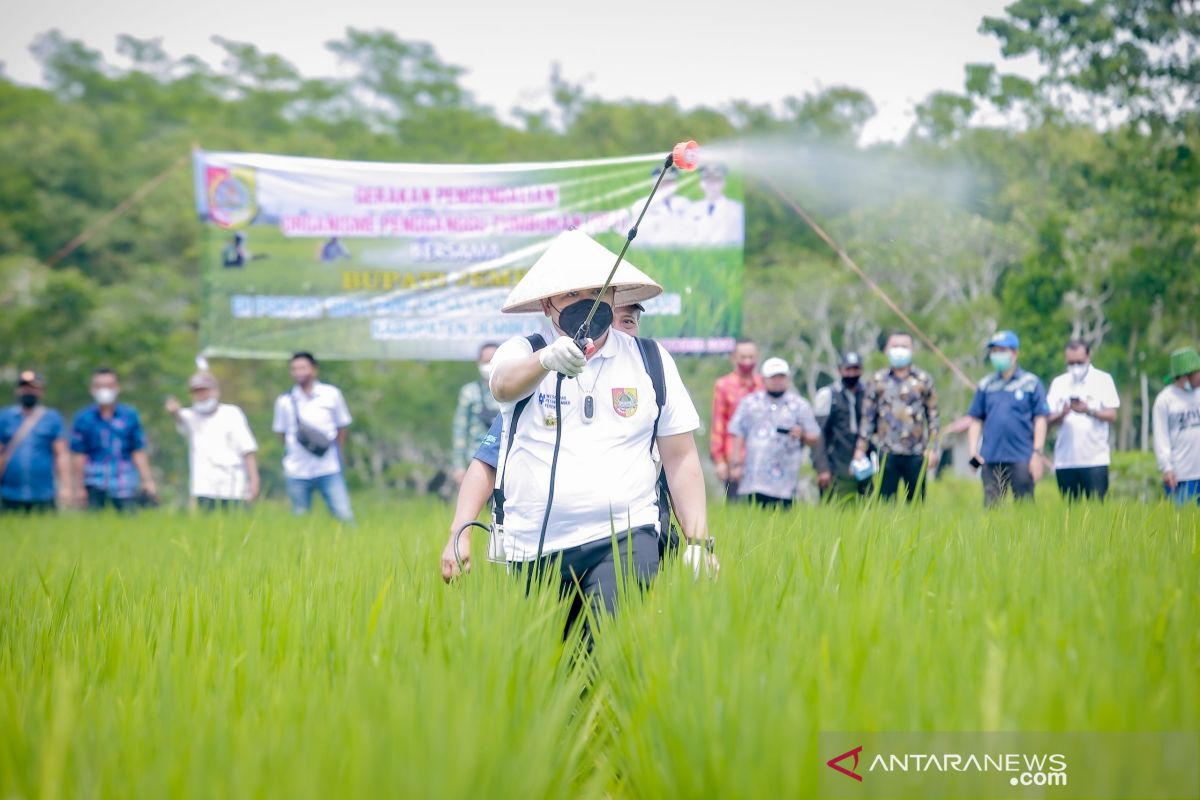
[612,388,638,417]
[206,166,258,228]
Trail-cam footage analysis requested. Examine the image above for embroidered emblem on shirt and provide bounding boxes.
[612,388,638,418]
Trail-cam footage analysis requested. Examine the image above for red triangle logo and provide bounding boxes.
[827,745,864,782]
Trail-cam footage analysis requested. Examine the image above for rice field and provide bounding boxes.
[1,493,1197,798]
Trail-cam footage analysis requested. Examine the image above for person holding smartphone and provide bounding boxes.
[727,358,821,510]
[1046,340,1119,500]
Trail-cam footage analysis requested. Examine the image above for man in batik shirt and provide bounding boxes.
[853,332,940,502]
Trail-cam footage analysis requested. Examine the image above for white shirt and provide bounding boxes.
[1152,384,1200,481]
[634,193,695,246]
[689,196,745,245]
[490,329,699,559]
[271,382,352,479]
[176,404,257,499]
[1046,365,1120,468]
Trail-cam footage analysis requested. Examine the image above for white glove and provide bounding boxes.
[683,543,720,579]
[538,336,587,377]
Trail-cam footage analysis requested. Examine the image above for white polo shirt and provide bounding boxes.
[490,329,699,560]
[1046,365,1120,468]
[177,404,257,499]
[271,382,352,479]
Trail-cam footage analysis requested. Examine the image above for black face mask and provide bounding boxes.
[18,393,39,409]
[766,389,787,398]
[842,376,860,390]
[554,298,613,342]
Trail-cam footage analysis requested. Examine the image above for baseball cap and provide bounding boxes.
[761,357,790,377]
[18,370,44,388]
[839,351,863,368]
[188,371,219,390]
[987,330,1020,350]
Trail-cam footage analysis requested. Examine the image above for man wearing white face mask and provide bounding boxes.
[1046,340,1120,501]
[854,332,940,502]
[166,372,259,511]
[450,342,501,486]
[70,367,156,511]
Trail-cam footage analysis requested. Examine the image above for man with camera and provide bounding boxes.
[272,352,354,522]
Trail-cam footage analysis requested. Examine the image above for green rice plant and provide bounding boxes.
[1,495,1196,798]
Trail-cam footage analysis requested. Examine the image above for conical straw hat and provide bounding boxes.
[501,230,663,314]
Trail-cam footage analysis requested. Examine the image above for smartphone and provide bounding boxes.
[969,455,983,469]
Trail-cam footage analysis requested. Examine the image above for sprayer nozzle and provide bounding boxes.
[672,140,699,171]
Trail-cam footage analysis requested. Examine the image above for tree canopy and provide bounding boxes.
[2,6,1196,497]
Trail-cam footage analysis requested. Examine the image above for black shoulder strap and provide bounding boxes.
[635,337,666,446]
[493,333,547,526]
[635,337,677,543]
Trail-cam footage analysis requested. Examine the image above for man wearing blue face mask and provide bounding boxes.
[854,333,940,502]
[967,331,1051,506]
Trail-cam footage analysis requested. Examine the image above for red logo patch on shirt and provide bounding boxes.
[612,388,638,418]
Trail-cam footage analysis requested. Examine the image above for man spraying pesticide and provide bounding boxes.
[444,141,717,640]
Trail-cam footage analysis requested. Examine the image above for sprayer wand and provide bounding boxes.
[571,141,699,352]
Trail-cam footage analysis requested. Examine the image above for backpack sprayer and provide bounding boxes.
[453,140,700,588]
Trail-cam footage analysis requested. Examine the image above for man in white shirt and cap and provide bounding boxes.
[464,229,713,637]
[166,371,260,510]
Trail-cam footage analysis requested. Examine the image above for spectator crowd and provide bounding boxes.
[4,336,1199,516]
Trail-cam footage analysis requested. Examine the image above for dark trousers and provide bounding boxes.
[197,497,246,512]
[518,525,660,642]
[982,461,1035,506]
[822,475,871,503]
[750,493,793,510]
[1,498,56,514]
[879,453,926,502]
[1055,466,1109,501]
[86,487,138,513]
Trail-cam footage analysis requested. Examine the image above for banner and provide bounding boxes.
[193,149,744,360]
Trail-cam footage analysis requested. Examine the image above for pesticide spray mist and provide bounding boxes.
[689,134,995,396]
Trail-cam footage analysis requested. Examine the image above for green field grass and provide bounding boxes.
[2,496,1197,798]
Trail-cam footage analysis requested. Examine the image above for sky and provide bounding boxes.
[2,0,1041,142]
